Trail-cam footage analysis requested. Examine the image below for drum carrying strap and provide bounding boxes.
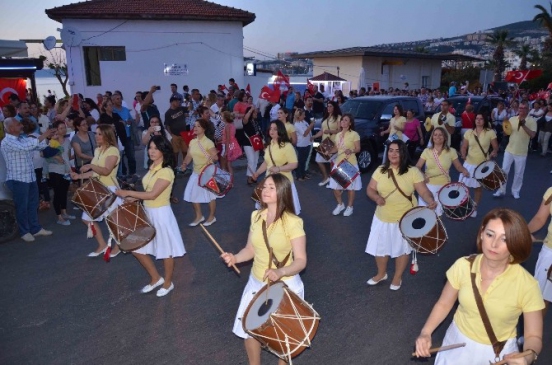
[268,144,287,172]
[431,148,450,183]
[473,132,489,159]
[387,169,414,206]
[466,255,506,361]
[262,220,291,269]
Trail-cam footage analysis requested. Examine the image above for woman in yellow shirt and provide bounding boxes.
[277,108,296,146]
[527,187,552,314]
[221,173,307,365]
[415,127,469,217]
[181,119,219,227]
[312,101,341,186]
[253,120,300,215]
[115,136,185,297]
[328,113,362,217]
[71,124,122,258]
[459,113,498,213]
[415,208,544,365]
[366,140,436,290]
[380,104,406,140]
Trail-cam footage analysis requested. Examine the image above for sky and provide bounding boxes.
[0,0,550,60]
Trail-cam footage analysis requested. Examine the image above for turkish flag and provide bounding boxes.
[0,78,27,107]
[259,85,280,103]
[307,80,315,96]
[505,70,543,83]
[273,70,290,93]
[246,84,251,95]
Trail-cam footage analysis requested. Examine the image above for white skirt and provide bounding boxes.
[328,163,362,191]
[365,215,412,258]
[315,151,331,163]
[134,205,186,259]
[435,321,517,365]
[254,181,301,215]
[232,274,304,339]
[183,172,218,203]
[535,245,552,302]
[459,162,481,189]
[81,185,123,222]
[418,183,444,216]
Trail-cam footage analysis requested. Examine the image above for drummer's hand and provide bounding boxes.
[80,164,92,173]
[70,171,80,180]
[124,196,138,202]
[264,268,284,282]
[345,149,352,156]
[324,130,331,135]
[490,151,498,159]
[462,169,470,178]
[414,333,432,358]
[375,195,385,206]
[220,252,236,267]
[114,189,128,198]
[252,172,259,181]
[428,200,438,210]
[268,166,279,174]
[503,351,531,365]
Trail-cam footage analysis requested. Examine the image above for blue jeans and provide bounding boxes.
[6,180,42,236]
[296,145,312,179]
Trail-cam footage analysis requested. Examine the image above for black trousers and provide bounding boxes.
[49,173,70,216]
[34,168,50,202]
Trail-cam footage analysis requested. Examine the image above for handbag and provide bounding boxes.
[247,133,264,151]
[180,130,195,146]
[466,255,506,361]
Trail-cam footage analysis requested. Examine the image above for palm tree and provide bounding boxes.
[533,3,552,59]
[514,44,532,70]
[486,29,513,82]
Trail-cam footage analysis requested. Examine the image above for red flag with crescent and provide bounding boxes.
[273,70,290,93]
[505,70,543,84]
[0,78,27,107]
[307,80,315,96]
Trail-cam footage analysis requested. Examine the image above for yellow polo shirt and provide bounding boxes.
[265,141,297,182]
[390,116,406,139]
[92,146,120,187]
[372,166,423,222]
[420,148,458,186]
[285,122,296,141]
[189,136,215,174]
[431,112,456,146]
[321,115,341,142]
[335,130,360,166]
[464,129,497,166]
[448,254,544,344]
[505,116,537,156]
[543,187,552,250]
[249,210,305,282]
[142,164,174,208]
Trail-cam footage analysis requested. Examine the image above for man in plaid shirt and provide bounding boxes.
[1,118,54,242]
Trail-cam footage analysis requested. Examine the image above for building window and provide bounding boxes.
[422,76,430,88]
[83,46,126,86]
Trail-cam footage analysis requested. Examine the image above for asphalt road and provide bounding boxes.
[1,150,551,365]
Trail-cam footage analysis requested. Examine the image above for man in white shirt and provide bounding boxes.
[210,94,225,126]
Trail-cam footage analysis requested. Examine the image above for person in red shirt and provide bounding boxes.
[461,104,475,135]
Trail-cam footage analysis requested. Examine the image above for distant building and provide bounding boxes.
[45,0,255,104]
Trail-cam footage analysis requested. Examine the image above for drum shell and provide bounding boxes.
[71,179,117,219]
[474,161,506,191]
[438,183,475,221]
[105,201,156,252]
[315,138,335,161]
[329,159,359,189]
[399,207,448,255]
[198,164,233,196]
[242,282,320,359]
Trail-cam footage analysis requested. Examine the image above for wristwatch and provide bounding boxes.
[527,349,538,363]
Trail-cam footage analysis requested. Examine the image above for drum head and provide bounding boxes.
[244,282,285,331]
[474,161,495,179]
[199,164,217,186]
[399,207,438,238]
[438,183,469,207]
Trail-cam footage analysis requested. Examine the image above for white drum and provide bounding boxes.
[473,160,506,191]
[399,206,448,254]
[438,182,476,220]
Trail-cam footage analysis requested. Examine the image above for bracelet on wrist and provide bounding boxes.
[526,349,538,363]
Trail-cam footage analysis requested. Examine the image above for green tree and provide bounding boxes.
[514,43,532,71]
[533,2,552,60]
[486,29,513,82]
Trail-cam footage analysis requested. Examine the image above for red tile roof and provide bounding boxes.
[46,0,255,26]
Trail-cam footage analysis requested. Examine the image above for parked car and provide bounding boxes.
[312,96,425,172]
[428,96,505,124]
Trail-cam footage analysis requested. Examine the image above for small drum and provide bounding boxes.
[399,206,448,254]
[242,281,320,361]
[251,185,263,204]
[71,179,117,219]
[329,159,360,189]
[105,201,156,252]
[438,182,476,220]
[315,137,335,161]
[198,164,233,196]
[473,160,507,191]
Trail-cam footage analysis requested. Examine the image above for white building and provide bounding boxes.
[45,0,255,105]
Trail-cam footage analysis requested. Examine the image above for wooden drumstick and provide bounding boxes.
[200,224,241,275]
[411,342,466,357]
[489,350,533,365]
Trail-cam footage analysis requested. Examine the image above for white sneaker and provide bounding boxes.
[21,233,35,242]
[512,193,520,199]
[343,206,353,217]
[493,190,504,197]
[471,210,477,218]
[332,203,345,215]
[318,178,329,186]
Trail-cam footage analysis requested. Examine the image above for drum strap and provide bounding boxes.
[387,169,413,206]
[262,220,291,269]
[473,132,489,159]
[431,148,450,183]
[268,144,288,170]
[466,255,506,360]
